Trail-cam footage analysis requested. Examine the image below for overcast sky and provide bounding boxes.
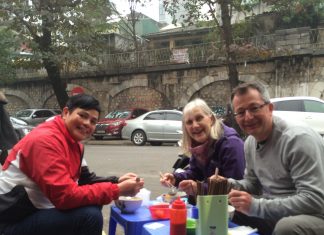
[111,0,160,21]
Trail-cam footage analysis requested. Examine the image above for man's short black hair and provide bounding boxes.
[66,94,101,114]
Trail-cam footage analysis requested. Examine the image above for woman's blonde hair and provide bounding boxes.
[181,98,224,155]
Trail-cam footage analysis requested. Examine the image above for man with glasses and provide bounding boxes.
[228,81,324,235]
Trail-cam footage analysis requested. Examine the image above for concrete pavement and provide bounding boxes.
[85,138,178,146]
[84,137,133,146]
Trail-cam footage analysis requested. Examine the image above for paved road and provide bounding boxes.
[84,141,182,234]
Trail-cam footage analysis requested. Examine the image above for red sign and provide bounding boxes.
[71,86,84,96]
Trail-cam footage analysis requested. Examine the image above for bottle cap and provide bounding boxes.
[191,206,199,219]
[172,196,186,209]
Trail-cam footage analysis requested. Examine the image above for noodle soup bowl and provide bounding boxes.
[115,196,143,213]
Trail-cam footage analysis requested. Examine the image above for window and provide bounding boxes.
[144,112,164,120]
[133,109,147,117]
[273,100,303,112]
[166,112,182,121]
[34,110,54,118]
[16,110,32,118]
[118,112,130,118]
[105,111,130,119]
[304,100,324,113]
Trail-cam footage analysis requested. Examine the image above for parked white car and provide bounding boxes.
[121,110,183,146]
[10,117,34,140]
[271,96,324,136]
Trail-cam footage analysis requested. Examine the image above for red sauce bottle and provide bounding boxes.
[170,197,187,235]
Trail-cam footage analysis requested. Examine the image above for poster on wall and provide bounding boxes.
[171,48,189,64]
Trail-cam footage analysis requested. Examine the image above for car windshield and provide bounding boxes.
[105,111,131,119]
[16,110,32,118]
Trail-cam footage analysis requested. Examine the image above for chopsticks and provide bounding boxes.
[214,167,219,178]
[195,167,230,197]
[159,171,177,195]
[159,171,165,180]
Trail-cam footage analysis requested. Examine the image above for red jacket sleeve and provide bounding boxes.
[19,133,119,210]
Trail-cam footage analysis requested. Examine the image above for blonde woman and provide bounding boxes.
[160,98,245,198]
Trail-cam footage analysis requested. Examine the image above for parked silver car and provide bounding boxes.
[15,109,60,126]
[271,96,324,136]
[10,117,34,140]
[121,110,183,146]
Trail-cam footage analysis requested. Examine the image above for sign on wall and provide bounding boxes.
[171,48,189,64]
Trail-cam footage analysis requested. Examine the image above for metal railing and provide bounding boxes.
[15,27,324,80]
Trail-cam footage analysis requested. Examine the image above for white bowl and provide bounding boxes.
[115,196,143,213]
[228,205,235,219]
[161,191,187,203]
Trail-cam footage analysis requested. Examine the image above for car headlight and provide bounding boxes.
[111,121,122,126]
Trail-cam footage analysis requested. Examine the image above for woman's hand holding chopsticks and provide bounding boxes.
[159,172,176,188]
[178,180,197,196]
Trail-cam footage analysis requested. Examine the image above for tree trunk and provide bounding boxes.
[219,0,239,90]
[219,0,243,137]
[43,59,69,109]
[37,6,69,109]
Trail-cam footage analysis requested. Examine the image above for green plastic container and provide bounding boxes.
[186,218,196,235]
[196,195,228,235]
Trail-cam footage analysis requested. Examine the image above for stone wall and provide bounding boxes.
[1,55,324,117]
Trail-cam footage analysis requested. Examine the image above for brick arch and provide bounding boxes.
[108,86,171,111]
[42,88,59,108]
[3,89,35,107]
[310,81,324,99]
[108,78,148,97]
[44,84,94,108]
[179,75,229,107]
[43,93,60,108]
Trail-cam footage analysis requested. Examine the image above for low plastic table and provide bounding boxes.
[141,220,260,235]
[108,205,168,235]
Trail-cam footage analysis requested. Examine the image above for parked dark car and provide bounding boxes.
[15,109,60,126]
[93,108,149,140]
[10,117,34,140]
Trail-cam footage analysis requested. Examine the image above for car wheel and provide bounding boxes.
[94,136,104,140]
[131,130,147,146]
[150,141,162,146]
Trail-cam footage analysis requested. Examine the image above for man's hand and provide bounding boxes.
[118,173,138,183]
[228,189,252,215]
[118,177,144,197]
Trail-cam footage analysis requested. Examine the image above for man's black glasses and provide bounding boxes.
[233,103,269,118]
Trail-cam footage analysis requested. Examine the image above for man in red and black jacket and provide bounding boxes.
[0,94,144,235]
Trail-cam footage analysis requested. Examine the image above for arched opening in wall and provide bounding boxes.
[110,87,170,111]
[311,82,324,99]
[190,80,231,118]
[5,95,30,116]
[43,94,60,109]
